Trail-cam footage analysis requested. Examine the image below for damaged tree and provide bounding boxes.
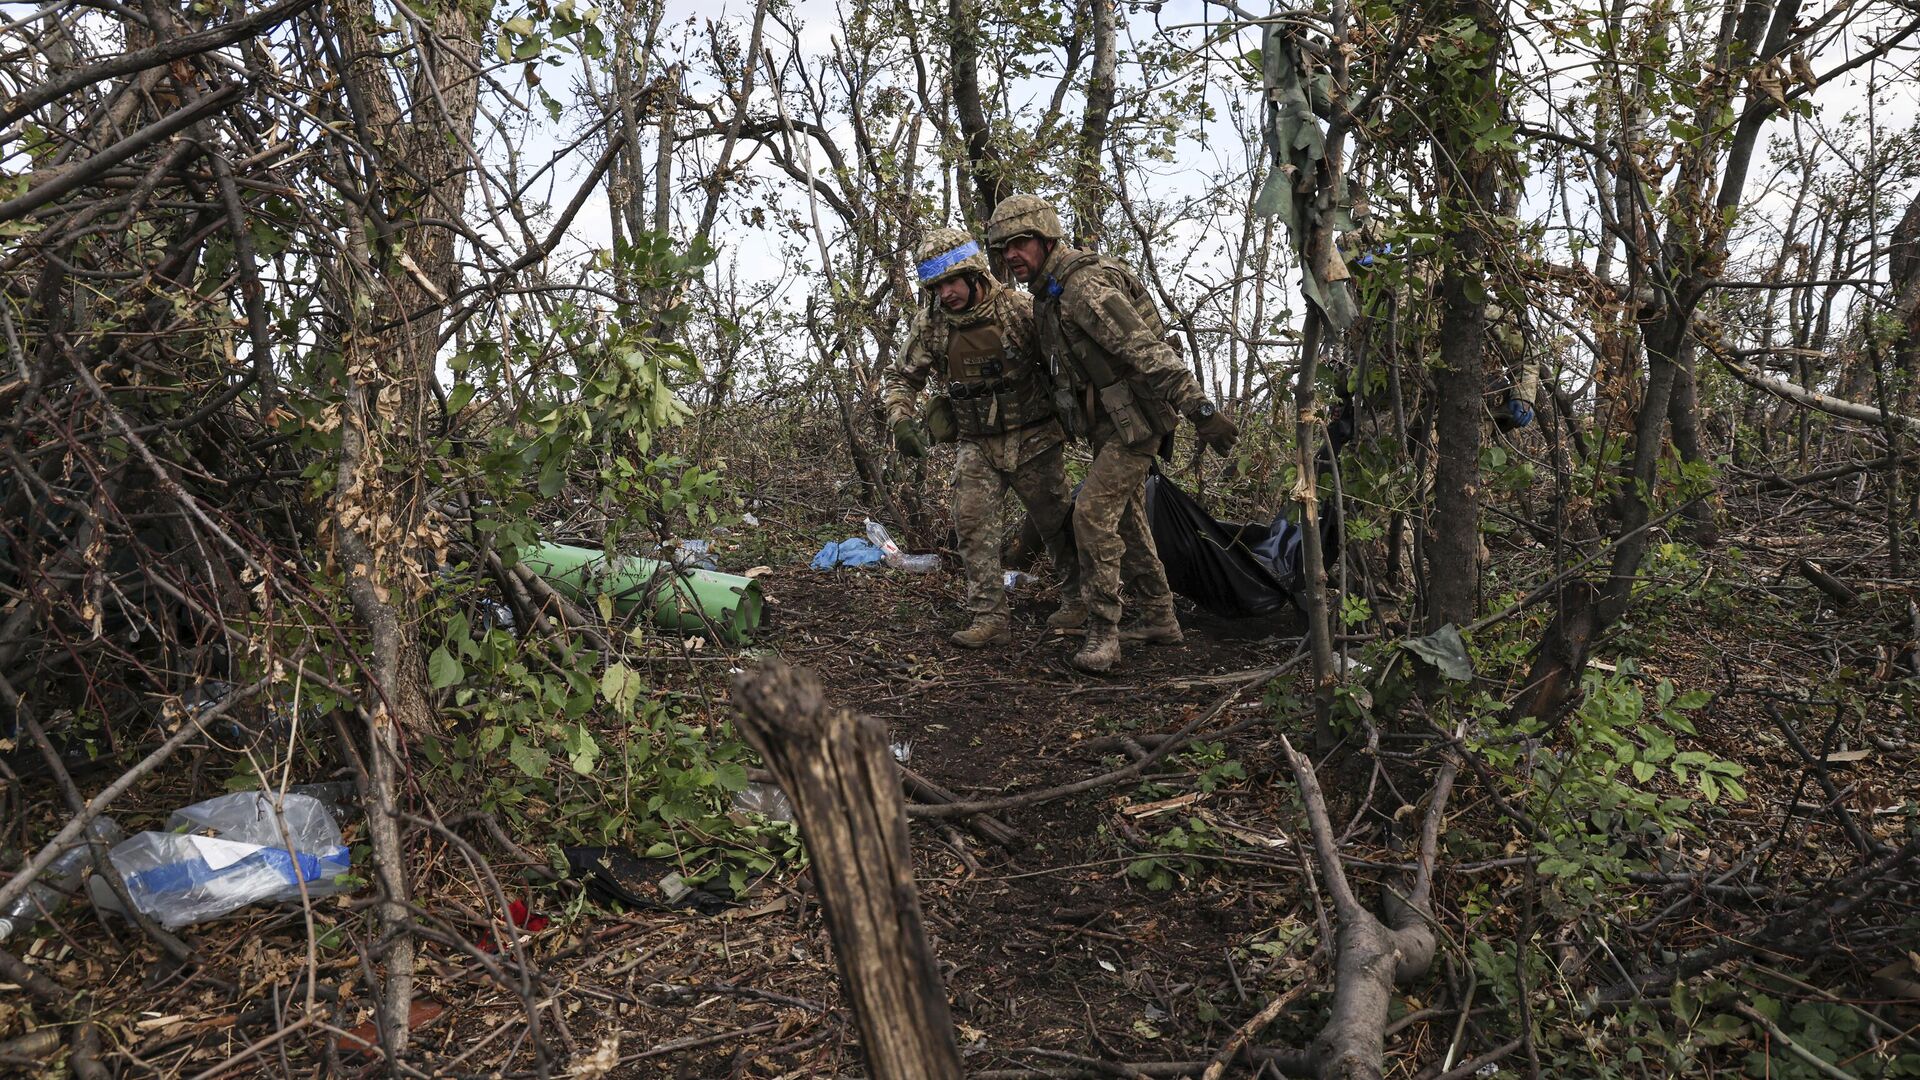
[730,662,964,1080]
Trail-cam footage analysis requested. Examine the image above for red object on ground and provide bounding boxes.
[476,898,549,952]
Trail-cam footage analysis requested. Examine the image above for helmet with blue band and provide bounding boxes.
[914,228,990,289]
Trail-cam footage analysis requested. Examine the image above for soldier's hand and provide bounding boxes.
[1194,411,1239,456]
[893,418,928,457]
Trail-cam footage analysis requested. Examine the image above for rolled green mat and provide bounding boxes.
[521,541,765,645]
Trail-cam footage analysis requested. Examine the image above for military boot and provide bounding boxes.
[950,616,1012,649]
[1046,595,1088,630]
[1120,597,1184,646]
[1071,618,1121,673]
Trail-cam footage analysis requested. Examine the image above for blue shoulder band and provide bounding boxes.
[917,241,982,283]
[1045,277,1063,298]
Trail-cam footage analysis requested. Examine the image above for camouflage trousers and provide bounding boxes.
[1073,436,1172,625]
[952,441,1076,620]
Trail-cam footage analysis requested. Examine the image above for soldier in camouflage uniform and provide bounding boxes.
[881,227,1080,648]
[985,195,1240,673]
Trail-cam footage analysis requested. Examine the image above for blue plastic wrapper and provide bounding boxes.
[99,791,352,928]
[810,538,885,570]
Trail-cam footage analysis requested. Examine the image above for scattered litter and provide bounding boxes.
[561,845,734,915]
[476,898,549,952]
[184,681,321,746]
[93,791,352,928]
[478,596,516,633]
[740,512,760,528]
[286,780,360,822]
[1003,570,1034,590]
[743,565,773,579]
[810,537,885,569]
[338,999,446,1057]
[891,738,913,764]
[567,1035,622,1080]
[733,782,794,822]
[1403,623,1474,682]
[0,817,124,941]
[864,518,941,573]
[651,538,718,572]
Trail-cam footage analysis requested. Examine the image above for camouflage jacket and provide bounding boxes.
[881,278,1065,470]
[1031,244,1208,450]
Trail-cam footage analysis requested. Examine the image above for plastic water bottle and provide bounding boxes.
[0,818,124,941]
[864,518,941,573]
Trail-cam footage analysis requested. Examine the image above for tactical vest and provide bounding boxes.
[941,304,1055,438]
[1036,251,1179,448]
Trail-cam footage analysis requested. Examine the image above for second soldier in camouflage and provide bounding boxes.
[880,227,1080,648]
[986,196,1240,673]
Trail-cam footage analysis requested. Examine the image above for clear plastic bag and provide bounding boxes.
[864,518,940,573]
[732,783,794,822]
[95,791,353,929]
[0,818,124,941]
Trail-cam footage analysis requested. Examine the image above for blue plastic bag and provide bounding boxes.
[810,538,885,570]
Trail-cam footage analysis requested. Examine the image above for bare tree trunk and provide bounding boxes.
[1296,313,1338,749]
[653,65,676,238]
[1424,0,1503,631]
[731,663,964,1080]
[1071,0,1117,245]
[947,0,1006,227]
[329,0,485,1050]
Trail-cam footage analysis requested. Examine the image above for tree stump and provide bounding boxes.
[731,661,963,1080]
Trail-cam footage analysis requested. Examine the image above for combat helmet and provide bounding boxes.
[984,194,1064,248]
[915,227,990,289]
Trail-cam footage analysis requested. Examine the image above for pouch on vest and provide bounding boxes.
[924,395,958,444]
[1098,382,1158,450]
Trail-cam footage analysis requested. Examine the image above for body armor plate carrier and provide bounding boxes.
[1037,251,1179,449]
[944,312,1055,437]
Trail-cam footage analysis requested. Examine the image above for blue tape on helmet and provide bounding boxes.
[917,241,981,284]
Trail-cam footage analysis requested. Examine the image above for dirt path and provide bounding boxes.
[719,565,1317,1073]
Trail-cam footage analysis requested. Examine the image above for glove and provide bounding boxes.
[1495,399,1535,432]
[893,418,928,457]
[924,396,958,444]
[1193,411,1239,456]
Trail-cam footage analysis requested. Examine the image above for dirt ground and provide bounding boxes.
[11,494,1916,1079]
[511,565,1327,1078]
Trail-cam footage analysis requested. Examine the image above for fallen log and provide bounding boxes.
[1797,558,1859,607]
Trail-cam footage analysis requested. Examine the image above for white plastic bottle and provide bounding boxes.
[0,818,124,941]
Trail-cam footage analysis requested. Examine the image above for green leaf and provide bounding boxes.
[507,738,550,778]
[565,725,600,775]
[1631,760,1657,783]
[713,761,748,792]
[428,647,464,689]
[600,661,643,712]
